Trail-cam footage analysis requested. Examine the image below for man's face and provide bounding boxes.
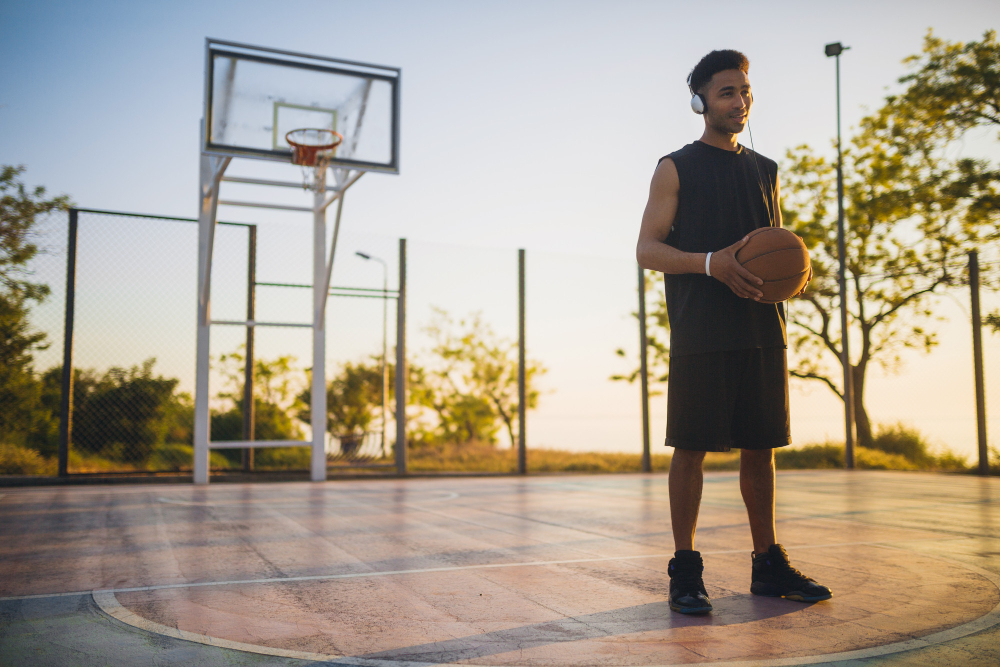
[701,69,752,135]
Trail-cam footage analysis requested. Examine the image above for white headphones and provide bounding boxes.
[690,92,707,115]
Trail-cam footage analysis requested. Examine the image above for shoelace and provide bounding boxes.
[670,561,706,595]
[763,556,811,584]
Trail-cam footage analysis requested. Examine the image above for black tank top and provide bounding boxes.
[660,140,786,357]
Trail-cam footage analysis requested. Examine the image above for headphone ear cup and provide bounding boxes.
[690,94,706,115]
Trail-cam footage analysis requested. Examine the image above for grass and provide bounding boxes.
[1,423,994,476]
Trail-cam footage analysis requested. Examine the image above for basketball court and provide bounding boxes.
[2,470,999,665]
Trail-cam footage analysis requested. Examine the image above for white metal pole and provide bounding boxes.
[311,166,329,482]
[194,151,229,485]
[381,261,388,458]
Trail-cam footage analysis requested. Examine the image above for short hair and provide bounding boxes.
[687,50,750,94]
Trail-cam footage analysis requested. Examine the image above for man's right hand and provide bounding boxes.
[709,236,763,300]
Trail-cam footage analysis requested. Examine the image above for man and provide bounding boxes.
[636,49,832,615]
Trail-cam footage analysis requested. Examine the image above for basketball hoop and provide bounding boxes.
[286,128,343,166]
[286,128,343,191]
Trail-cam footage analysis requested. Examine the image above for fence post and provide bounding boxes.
[518,249,527,475]
[638,265,651,473]
[969,251,989,475]
[395,238,407,474]
[242,225,256,472]
[58,209,78,478]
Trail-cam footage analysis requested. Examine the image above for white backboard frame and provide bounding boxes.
[202,38,401,174]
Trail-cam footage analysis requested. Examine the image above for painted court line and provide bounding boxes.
[89,550,1000,667]
[0,538,960,602]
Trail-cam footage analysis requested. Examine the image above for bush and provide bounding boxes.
[856,447,919,470]
[146,443,198,471]
[0,443,55,475]
[776,443,843,469]
[871,423,936,465]
[253,446,311,470]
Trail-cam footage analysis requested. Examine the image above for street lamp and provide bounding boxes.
[825,41,856,469]
[356,251,389,457]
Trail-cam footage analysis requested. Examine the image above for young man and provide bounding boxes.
[636,50,832,615]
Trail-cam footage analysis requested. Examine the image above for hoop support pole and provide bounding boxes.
[310,167,329,482]
[194,148,231,486]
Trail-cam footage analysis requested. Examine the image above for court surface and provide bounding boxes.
[2,470,999,666]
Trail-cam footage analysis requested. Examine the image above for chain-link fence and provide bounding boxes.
[7,208,1000,477]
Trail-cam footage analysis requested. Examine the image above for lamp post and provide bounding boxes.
[825,41,855,469]
[356,251,389,457]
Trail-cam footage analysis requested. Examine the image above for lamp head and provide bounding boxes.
[825,42,849,57]
[355,251,371,260]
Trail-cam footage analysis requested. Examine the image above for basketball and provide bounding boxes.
[735,227,811,303]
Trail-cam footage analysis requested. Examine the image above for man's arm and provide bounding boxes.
[636,158,763,300]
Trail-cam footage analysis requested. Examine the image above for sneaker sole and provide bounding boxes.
[751,586,832,602]
[669,602,713,614]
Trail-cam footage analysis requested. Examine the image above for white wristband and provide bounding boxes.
[705,252,713,277]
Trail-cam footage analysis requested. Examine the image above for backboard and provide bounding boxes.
[203,39,400,173]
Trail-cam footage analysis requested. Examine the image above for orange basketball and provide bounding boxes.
[735,227,811,304]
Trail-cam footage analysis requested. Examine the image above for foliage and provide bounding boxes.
[1,165,70,300]
[71,359,183,462]
[612,270,670,392]
[406,441,673,473]
[781,36,1000,445]
[0,166,69,450]
[298,359,383,437]
[986,310,1000,334]
[0,443,55,475]
[898,30,1000,140]
[253,446,311,470]
[0,293,49,446]
[870,422,937,466]
[211,347,304,447]
[409,308,546,447]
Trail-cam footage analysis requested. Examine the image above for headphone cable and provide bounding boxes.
[746,121,776,227]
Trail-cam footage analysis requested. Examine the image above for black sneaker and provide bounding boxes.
[750,544,833,602]
[668,550,713,614]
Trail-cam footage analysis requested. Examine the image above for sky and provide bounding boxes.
[2,0,999,458]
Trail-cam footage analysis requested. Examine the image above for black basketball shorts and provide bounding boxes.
[665,346,791,452]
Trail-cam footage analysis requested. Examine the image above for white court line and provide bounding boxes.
[155,490,460,507]
[88,548,1000,667]
[0,538,961,602]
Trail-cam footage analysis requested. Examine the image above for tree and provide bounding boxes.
[612,270,670,392]
[782,91,1000,445]
[1,165,70,300]
[211,347,303,443]
[298,359,382,453]
[898,30,1000,140]
[71,359,181,462]
[410,308,546,447]
[0,166,69,447]
[986,310,1000,334]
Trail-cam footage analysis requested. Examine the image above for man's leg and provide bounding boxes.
[669,449,706,551]
[739,447,776,554]
[667,448,712,613]
[741,448,832,602]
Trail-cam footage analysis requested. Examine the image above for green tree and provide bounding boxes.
[898,30,1000,140]
[0,166,69,447]
[210,348,303,443]
[72,359,181,462]
[782,94,1000,445]
[298,359,383,454]
[612,270,670,393]
[411,308,546,447]
[986,310,1000,334]
[897,30,1000,345]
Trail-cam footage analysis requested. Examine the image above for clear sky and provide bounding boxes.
[2,0,999,457]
